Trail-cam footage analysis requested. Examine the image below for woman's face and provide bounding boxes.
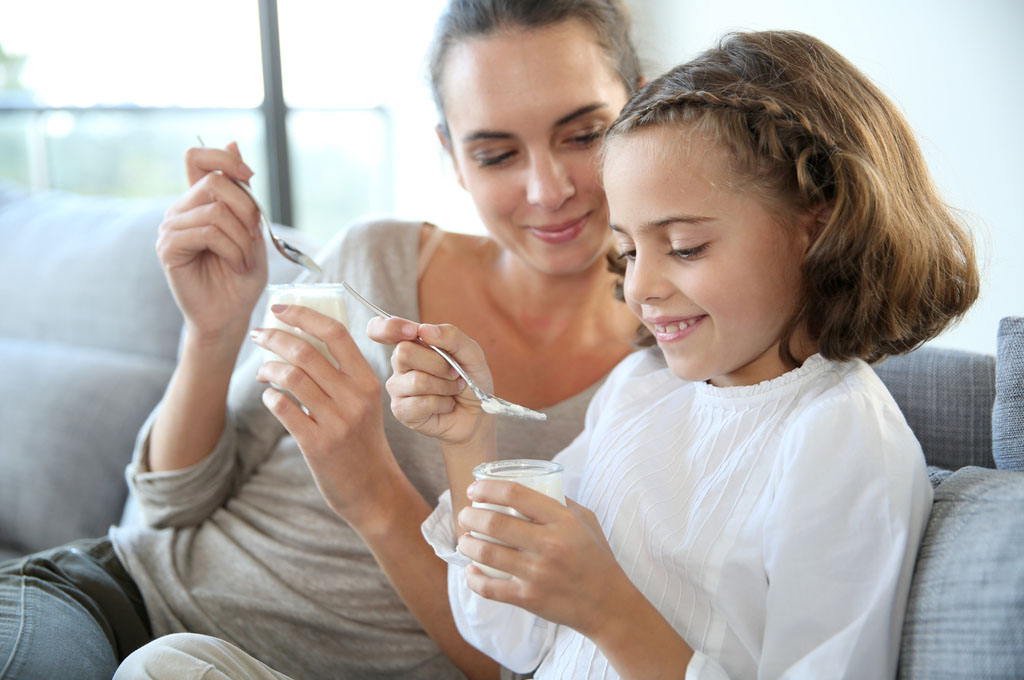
[440,20,631,276]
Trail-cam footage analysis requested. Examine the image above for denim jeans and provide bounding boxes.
[0,537,151,679]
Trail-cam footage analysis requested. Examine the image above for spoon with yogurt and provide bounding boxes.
[342,281,547,421]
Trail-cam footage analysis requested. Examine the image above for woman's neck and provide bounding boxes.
[482,244,631,348]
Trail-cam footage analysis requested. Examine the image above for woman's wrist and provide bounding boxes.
[341,452,424,542]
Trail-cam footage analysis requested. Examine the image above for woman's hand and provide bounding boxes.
[157,142,268,345]
[251,304,400,533]
[368,317,492,446]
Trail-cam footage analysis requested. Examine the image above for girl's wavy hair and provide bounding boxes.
[604,30,979,363]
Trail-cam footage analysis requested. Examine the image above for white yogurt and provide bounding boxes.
[262,283,349,368]
[470,459,565,579]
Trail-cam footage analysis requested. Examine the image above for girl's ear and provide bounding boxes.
[807,202,834,249]
[436,123,468,191]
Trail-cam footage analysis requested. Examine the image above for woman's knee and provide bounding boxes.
[114,633,290,680]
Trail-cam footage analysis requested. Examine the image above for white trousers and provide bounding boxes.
[114,633,294,680]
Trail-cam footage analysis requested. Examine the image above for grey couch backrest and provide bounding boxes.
[873,346,996,471]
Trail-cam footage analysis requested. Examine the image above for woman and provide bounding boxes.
[0,2,644,680]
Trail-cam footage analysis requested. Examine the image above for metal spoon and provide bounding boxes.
[197,136,322,275]
[342,281,547,422]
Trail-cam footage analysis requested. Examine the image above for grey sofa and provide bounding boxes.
[0,181,313,560]
[1,183,1021,677]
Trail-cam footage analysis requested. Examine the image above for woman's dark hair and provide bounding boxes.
[428,0,643,139]
[604,30,979,363]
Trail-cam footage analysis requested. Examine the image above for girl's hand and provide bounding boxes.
[368,317,492,446]
[455,480,628,638]
[251,304,399,533]
[157,142,268,344]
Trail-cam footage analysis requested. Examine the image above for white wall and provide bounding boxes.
[627,0,1024,355]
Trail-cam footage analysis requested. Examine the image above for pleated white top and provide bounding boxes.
[423,348,932,679]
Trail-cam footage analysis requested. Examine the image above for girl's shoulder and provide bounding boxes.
[781,357,925,473]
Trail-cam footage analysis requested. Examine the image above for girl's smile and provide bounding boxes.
[645,314,707,343]
[604,125,819,387]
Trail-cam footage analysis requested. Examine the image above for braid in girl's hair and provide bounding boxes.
[603,30,978,363]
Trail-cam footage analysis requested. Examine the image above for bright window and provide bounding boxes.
[0,0,464,242]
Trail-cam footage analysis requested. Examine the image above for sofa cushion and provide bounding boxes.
[0,339,174,559]
[0,184,182,362]
[993,316,1024,470]
[874,347,996,470]
[898,466,1024,679]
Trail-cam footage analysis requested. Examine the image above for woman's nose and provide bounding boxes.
[525,153,574,210]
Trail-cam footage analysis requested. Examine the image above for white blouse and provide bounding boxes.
[422,349,932,679]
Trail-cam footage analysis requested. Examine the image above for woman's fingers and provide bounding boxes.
[256,357,333,414]
[184,144,253,186]
[157,216,252,275]
[265,305,370,379]
[182,171,262,239]
[260,383,317,442]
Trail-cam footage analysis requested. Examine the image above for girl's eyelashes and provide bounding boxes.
[616,243,709,262]
[671,243,709,260]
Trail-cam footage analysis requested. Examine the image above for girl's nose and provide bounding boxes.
[526,153,574,210]
[623,251,671,305]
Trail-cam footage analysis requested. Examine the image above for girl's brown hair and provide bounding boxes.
[604,30,979,363]
[427,0,643,140]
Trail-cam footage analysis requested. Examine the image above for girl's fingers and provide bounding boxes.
[390,339,461,381]
[465,480,567,525]
[416,323,491,385]
[386,362,465,399]
[389,392,458,428]
[458,533,529,580]
[457,504,540,551]
[464,562,525,605]
[366,315,419,346]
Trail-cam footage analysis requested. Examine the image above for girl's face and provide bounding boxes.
[604,126,816,387]
[440,20,630,276]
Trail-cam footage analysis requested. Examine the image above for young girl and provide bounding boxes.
[377,30,979,678]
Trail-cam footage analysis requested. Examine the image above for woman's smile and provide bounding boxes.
[526,213,590,244]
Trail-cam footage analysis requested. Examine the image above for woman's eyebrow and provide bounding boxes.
[554,102,608,127]
[460,103,610,144]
